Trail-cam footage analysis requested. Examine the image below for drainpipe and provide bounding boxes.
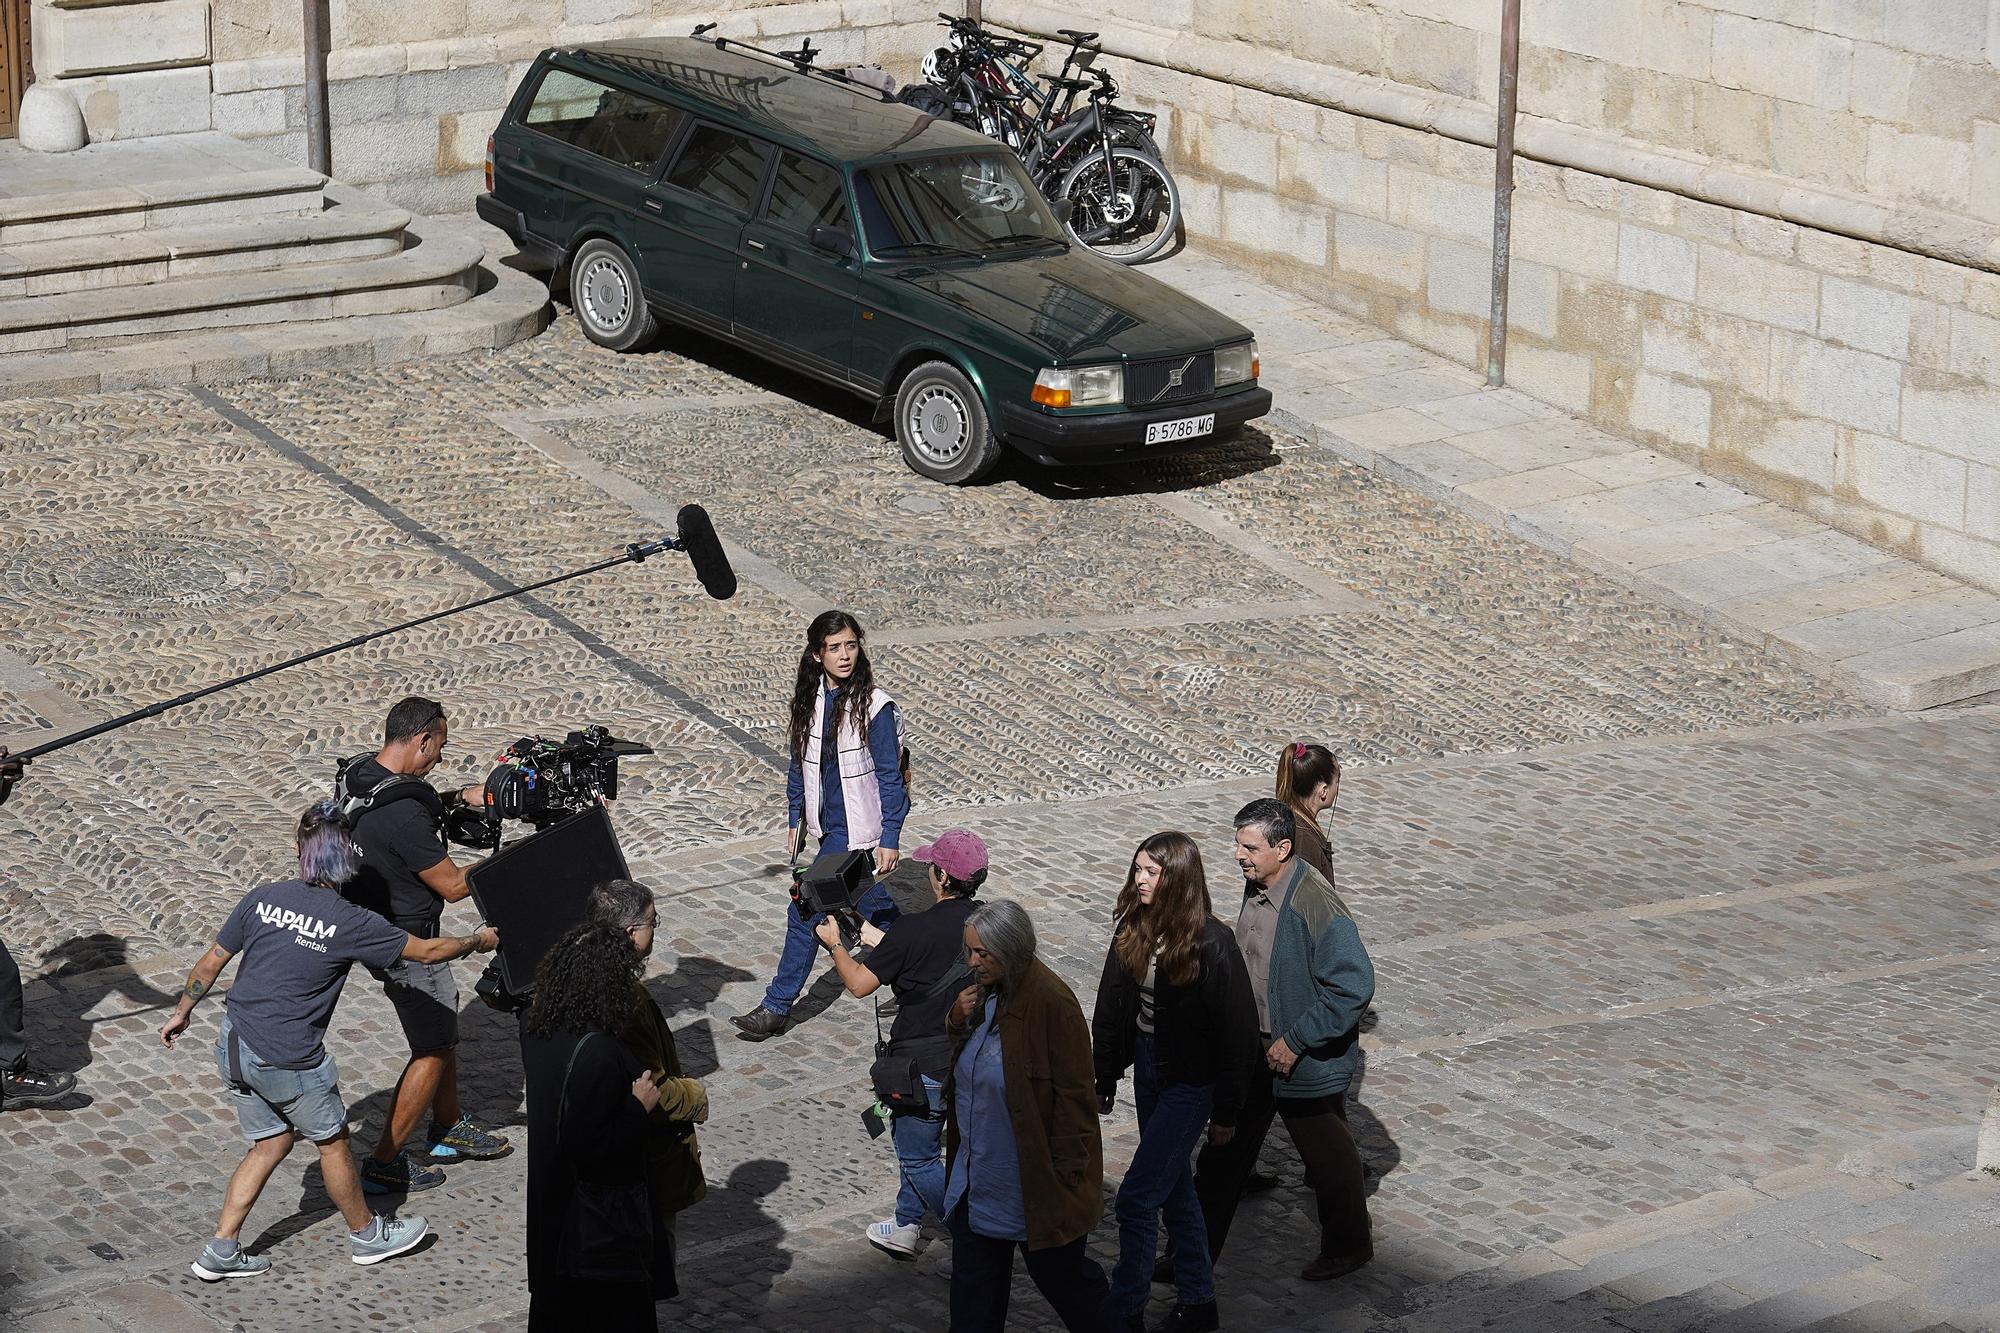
[1486,0,1521,386]
[303,0,331,177]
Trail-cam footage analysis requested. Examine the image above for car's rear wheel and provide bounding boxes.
[569,238,657,352]
[894,361,1002,485]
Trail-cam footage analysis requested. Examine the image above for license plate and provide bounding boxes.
[1146,413,1214,445]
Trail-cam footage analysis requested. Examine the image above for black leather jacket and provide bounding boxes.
[1089,917,1261,1126]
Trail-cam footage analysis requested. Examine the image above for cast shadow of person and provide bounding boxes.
[677,1159,794,1312]
[31,933,178,1094]
[1345,1051,1402,1195]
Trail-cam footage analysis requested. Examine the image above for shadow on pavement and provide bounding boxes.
[31,932,178,1080]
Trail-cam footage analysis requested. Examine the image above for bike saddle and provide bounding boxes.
[1057,28,1099,42]
[1045,75,1094,91]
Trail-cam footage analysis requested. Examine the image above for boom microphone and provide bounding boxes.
[677,504,738,602]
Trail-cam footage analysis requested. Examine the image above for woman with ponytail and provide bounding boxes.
[1090,833,1258,1333]
[1275,742,1341,884]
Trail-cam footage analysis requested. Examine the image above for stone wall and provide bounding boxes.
[32,0,936,212]
[986,0,2000,593]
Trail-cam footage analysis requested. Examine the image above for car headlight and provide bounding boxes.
[1216,340,1259,386]
[1031,364,1123,408]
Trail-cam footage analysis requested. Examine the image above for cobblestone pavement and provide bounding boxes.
[0,311,1994,1333]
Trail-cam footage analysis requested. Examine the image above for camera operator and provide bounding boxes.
[733,611,908,1042]
[815,830,987,1260]
[339,696,511,1194]
[0,746,79,1112]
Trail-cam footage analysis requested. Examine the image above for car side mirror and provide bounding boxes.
[1050,199,1075,227]
[811,225,855,257]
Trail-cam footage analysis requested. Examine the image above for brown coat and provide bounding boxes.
[1291,811,1335,885]
[623,983,708,1214]
[945,957,1105,1251]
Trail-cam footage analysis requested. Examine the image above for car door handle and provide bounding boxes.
[643,198,662,211]
[745,238,767,251]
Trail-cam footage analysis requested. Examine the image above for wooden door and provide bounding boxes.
[0,0,32,141]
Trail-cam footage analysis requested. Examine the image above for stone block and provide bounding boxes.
[212,55,298,94]
[1334,214,1427,293]
[1522,0,1641,62]
[327,75,403,124]
[1711,13,1852,109]
[1519,44,1611,126]
[1284,142,1389,215]
[1818,277,1914,360]
[1768,332,1903,435]
[1768,102,1868,194]
[1384,12,1483,99]
[1974,120,2000,225]
[1209,122,1280,186]
[71,66,212,138]
[1968,463,2000,540]
[1838,430,1968,528]
[327,43,407,80]
[1556,279,1643,361]
[1901,381,2000,463]
[332,0,468,47]
[1290,1,1387,71]
[1631,371,1714,449]
[396,66,510,117]
[212,88,289,138]
[1512,196,1619,281]
[1427,238,1558,339]
[1814,0,1883,41]
[1837,617,2000,705]
[1618,224,1698,302]
[1865,125,1973,214]
[1881,0,1990,62]
[1846,40,1913,121]
[1386,165,1489,242]
[1738,415,1838,491]
[329,115,445,183]
[567,0,647,23]
[1949,308,2000,383]
[1694,80,1774,166]
[438,111,493,175]
[1221,190,1328,267]
[1508,342,1594,413]
[1698,245,1819,333]
[1635,0,1710,78]
[36,0,210,79]
[1641,306,1771,390]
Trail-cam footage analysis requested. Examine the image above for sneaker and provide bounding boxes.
[190,1243,270,1282]
[361,1152,445,1195]
[426,1114,513,1161]
[349,1214,429,1266]
[0,1063,77,1110]
[866,1218,922,1259]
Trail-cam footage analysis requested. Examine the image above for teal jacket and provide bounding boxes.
[1266,858,1374,1099]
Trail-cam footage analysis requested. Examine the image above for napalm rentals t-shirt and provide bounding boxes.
[217,879,409,1068]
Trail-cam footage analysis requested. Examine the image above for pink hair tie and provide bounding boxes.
[1293,742,1307,758]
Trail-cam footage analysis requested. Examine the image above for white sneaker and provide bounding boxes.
[866,1218,922,1259]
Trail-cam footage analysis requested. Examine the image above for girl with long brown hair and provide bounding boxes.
[1090,833,1259,1333]
[1276,741,1341,883]
[732,609,909,1040]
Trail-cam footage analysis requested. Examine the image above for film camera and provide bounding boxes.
[792,848,875,951]
[445,725,653,850]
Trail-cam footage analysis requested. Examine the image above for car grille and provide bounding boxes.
[1125,352,1215,406]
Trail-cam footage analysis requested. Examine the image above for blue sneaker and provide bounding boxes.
[349,1214,429,1266]
[361,1152,445,1195]
[191,1243,270,1282]
[425,1114,512,1161]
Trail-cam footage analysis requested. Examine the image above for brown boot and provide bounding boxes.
[1300,1248,1372,1282]
[729,1007,790,1041]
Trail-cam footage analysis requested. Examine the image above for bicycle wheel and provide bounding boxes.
[1056,147,1181,264]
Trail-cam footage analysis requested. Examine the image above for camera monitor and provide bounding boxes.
[468,803,629,996]
[796,848,873,917]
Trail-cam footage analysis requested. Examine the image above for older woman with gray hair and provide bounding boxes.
[942,899,1113,1333]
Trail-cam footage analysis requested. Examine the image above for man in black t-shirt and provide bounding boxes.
[815,828,987,1260]
[341,696,511,1196]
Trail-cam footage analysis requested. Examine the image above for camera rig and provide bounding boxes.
[445,725,654,850]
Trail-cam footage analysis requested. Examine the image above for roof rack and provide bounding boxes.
[687,24,896,102]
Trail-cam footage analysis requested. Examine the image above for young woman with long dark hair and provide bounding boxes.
[1090,833,1258,1333]
[733,609,910,1040]
[520,922,662,1331]
[1276,742,1341,884]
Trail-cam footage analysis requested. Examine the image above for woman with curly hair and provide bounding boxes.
[733,608,910,1040]
[520,922,661,1331]
[1090,833,1259,1333]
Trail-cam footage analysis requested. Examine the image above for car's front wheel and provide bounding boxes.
[569,238,658,352]
[893,361,1003,484]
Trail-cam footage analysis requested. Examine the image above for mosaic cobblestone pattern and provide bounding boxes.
[3,314,1993,1332]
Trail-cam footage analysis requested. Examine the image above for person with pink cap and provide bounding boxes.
[816,828,990,1261]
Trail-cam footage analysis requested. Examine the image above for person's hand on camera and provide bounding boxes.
[632,1071,661,1113]
[0,746,24,808]
[160,1011,190,1048]
[875,847,899,876]
[470,927,500,954]
[858,921,885,949]
[459,783,484,807]
[1207,1121,1235,1146]
[813,917,843,951]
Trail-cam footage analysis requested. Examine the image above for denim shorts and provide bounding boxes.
[367,956,460,1053]
[214,1017,347,1144]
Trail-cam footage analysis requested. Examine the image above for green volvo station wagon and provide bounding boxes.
[476,35,1271,483]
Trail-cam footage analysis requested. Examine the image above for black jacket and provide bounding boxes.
[1090,917,1260,1126]
[522,1026,656,1297]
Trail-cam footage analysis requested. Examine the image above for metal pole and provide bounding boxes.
[302,0,331,176]
[966,0,982,22]
[1486,0,1520,386]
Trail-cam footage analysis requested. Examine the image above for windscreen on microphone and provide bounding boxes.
[676,504,738,601]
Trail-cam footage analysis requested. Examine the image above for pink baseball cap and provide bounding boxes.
[911,829,988,880]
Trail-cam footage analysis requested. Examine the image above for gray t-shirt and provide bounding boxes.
[218,879,408,1067]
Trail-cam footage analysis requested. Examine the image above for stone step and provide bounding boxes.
[0,165,326,245]
[0,197,413,299]
[0,214,551,398]
[0,218,485,353]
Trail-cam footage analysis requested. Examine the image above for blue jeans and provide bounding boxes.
[761,868,899,1015]
[1113,1034,1216,1314]
[893,1074,946,1227]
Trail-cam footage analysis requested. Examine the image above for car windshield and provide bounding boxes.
[859,153,1067,258]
